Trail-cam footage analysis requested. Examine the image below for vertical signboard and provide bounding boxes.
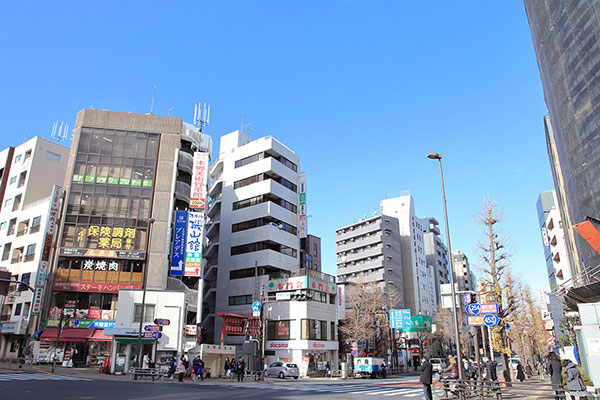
[184,212,204,276]
[170,211,188,276]
[189,152,209,209]
[337,284,345,320]
[298,172,307,238]
[32,186,62,315]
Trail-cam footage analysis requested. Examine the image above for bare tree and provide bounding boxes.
[475,198,517,381]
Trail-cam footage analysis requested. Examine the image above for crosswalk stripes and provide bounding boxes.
[246,382,423,396]
[0,372,91,381]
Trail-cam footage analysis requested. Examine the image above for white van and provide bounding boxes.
[429,358,446,373]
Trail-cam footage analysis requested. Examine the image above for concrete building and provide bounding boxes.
[381,194,435,317]
[0,137,69,358]
[336,215,404,296]
[525,1,600,301]
[264,271,338,377]
[420,217,449,308]
[452,251,475,293]
[301,234,321,272]
[537,190,575,292]
[202,131,302,348]
[40,109,211,366]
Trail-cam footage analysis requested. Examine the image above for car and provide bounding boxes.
[430,358,447,373]
[266,362,300,379]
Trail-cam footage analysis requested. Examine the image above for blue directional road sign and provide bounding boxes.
[252,301,262,313]
[389,309,412,329]
[466,304,481,315]
[351,350,358,357]
[483,314,499,326]
[152,332,162,339]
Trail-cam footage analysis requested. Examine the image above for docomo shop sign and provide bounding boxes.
[268,341,290,349]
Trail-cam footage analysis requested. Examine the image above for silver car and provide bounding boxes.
[266,362,300,379]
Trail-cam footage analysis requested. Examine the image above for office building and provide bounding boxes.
[39,109,211,366]
[0,137,69,359]
[381,194,435,317]
[301,234,321,272]
[420,217,449,308]
[202,131,303,347]
[525,1,600,297]
[336,215,404,297]
[537,190,576,292]
[452,251,475,293]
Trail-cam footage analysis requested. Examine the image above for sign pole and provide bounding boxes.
[137,218,155,368]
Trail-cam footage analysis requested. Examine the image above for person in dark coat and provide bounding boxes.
[420,357,433,400]
[224,357,231,378]
[237,356,246,382]
[563,359,587,398]
[516,363,525,382]
[546,352,564,400]
[485,357,498,381]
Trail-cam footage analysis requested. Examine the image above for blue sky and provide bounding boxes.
[0,2,553,292]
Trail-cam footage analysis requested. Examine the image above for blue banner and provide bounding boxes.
[389,309,412,329]
[170,211,188,275]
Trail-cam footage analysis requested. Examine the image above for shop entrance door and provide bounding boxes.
[72,343,88,367]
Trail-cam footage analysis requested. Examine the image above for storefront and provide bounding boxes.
[265,340,338,376]
[38,326,112,366]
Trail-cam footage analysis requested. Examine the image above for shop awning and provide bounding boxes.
[90,329,112,342]
[40,328,95,342]
[114,336,155,344]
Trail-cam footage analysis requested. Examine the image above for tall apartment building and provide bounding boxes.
[202,131,302,346]
[301,234,321,272]
[381,194,435,317]
[420,217,449,308]
[452,251,475,293]
[0,137,69,358]
[537,190,575,292]
[525,1,600,287]
[41,109,211,365]
[336,215,404,296]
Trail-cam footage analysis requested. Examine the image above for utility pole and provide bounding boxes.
[259,283,265,380]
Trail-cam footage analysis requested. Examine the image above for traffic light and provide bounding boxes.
[290,293,313,301]
[0,271,11,296]
[468,293,477,304]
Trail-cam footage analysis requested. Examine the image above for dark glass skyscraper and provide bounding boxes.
[525,0,600,277]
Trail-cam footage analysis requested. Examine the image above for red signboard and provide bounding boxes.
[53,282,142,293]
[277,321,289,337]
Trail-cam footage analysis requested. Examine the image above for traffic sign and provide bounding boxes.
[547,336,555,346]
[466,303,499,315]
[466,314,500,327]
[154,319,171,326]
[152,331,162,339]
[252,310,260,317]
[351,350,358,357]
[144,325,161,332]
[351,341,358,349]
[252,301,262,313]
[389,309,412,329]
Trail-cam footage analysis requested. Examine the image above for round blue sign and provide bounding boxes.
[483,314,499,326]
[252,301,262,313]
[466,304,481,315]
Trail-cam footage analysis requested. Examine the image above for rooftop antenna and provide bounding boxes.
[240,112,253,134]
[167,107,174,116]
[193,101,211,132]
[149,86,157,115]
[51,121,70,143]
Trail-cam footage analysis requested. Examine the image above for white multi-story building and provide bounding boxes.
[381,194,435,317]
[537,190,575,292]
[0,137,69,358]
[420,217,449,310]
[202,131,302,349]
[452,251,475,293]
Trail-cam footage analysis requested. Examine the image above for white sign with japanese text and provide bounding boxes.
[184,212,204,276]
[190,152,209,209]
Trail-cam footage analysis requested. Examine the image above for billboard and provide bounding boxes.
[298,172,307,238]
[170,211,187,275]
[184,212,204,276]
[189,152,209,209]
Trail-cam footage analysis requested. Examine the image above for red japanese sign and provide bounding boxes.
[189,152,208,209]
[52,282,142,293]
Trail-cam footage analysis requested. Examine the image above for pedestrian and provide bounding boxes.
[177,357,187,382]
[325,361,331,377]
[142,354,150,369]
[525,363,533,377]
[444,356,459,379]
[546,352,564,400]
[420,357,433,400]
[516,362,525,382]
[485,357,498,381]
[563,359,588,400]
[192,356,201,381]
[230,358,237,380]
[198,357,205,381]
[237,356,246,382]
[224,357,230,378]
[380,360,387,378]
[168,357,177,379]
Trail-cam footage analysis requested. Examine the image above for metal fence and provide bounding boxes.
[433,378,574,399]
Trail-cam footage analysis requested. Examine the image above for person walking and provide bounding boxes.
[224,357,231,378]
[563,359,588,400]
[546,352,564,400]
[420,357,433,400]
[485,357,498,381]
[168,357,177,379]
[516,362,526,382]
[237,356,246,382]
[176,356,187,382]
[380,360,388,379]
[325,361,331,377]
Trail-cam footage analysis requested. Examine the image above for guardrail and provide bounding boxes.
[434,378,571,399]
[0,357,33,370]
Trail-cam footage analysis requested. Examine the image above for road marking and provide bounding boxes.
[0,372,90,381]
[383,388,422,396]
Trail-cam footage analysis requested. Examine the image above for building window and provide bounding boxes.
[2,243,11,261]
[24,150,32,162]
[30,216,42,233]
[231,241,297,258]
[12,194,22,211]
[19,273,31,291]
[17,220,29,237]
[234,152,265,168]
[228,294,253,306]
[22,302,30,317]
[9,176,16,185]
[313,243,318,257]
[267,320,291,340]
[24,244,36,262]
[11,247,23,264]
[230,268,256,280]
[17,171,27,188]
[45,150,61,163]
[301,319,328,340]
[7,218,16,235]
[14,303,22,316]
[133,304,155,323]
[4,198,12,209]
[14,154,21,163]
[330,322,336,342]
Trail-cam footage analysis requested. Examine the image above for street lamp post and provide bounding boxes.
[137,217,156,368]
[427,152,464,380]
